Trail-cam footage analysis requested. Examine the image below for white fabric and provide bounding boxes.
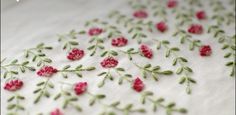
[1,0,235,115]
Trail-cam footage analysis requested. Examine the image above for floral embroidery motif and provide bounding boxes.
[74,82,87,96]
[88,27,103,36]
[37,66,58,77]
[167,0,178,8]
[188,24,204,34]
[133,10,148,19]
[156,21,168,32]
[67,48,85,61]
[196,11,206,20]
[139,44,153,59]
[4,79,24,91]
[100,57,119,68]
[50,108,63,115]
[111,37,128,47]
[132,77,144,92]
[199,45,212,56]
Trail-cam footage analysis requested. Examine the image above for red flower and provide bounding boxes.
[196,11,206,20]
[199,45,212,56]
[100,57,119,68]
[74,82,87,96]
[188,24,203,34]
[156,21,168,32]
[111,37,128,47]
[132,77,144,92]
[139,44,153,59]
[50,108,63,115]
[167,0,178,8]
[133,10,148,19]
[37,66,58,77]
[67,48,84,61]
[88,28,103,36]
[4,79,23,91]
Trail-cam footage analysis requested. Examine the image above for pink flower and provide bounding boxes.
[74,82,87,96]
[199,45,212,56]
[188,24,203,34]
[50,108,63,115]
[132,77,144,92]
[100,57,119,68]
[167,0,178,8]
[67,48,84,61]
[196,11,206,20]
[133,10,148,19]
[88,28,103,36]
[156,21,168,32]
[139,44,153,59]
[111,37,128,47]
[4,79,23,91]
[37,66,58,77]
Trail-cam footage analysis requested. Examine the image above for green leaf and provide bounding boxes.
[98,72,107,76]
[144,64,151,68]
[165,50,171,57]
[69,41,79,45]
[89,98,96,106]
[224,53,232,58]
[184,66,193,73]
[160,70,173,75]
[63,65,71,70]
[225,62,234,66]
[100,51,108,57]
[96,94,106,99]
[86,67,96,71]
[87,45,95,50]
[179,108,188,113]
[116,68,125,71]
[167,102,176,108]
[179,77,186,84]
[54,93,61,100]
[7,104,16,110]
[7,96,15,102]
[75,105,82,112]
[171,47,180,51]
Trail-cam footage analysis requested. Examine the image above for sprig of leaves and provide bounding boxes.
[133,63,173,81]
[109,11,152,44]
[173,29,202,51]
[33,78,54,104]
[54,89,82,112]
[58,29,79,51]
[151,4,167,21]
[157,40,196,94]
[1,59,35,79]
[6,94,25,115]
[24,43,53,67]
[100,50,118,57]
[175,7,193,26]
[58,65,96,78]
[97,67,132,87]
[118,48,139,60]
[87,36,105,56]
[140,91,187,115]
[208,26,236,77]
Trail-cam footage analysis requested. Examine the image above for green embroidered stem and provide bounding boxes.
[54,87,82,112]
[24,43,53,67]
[57,29,79,51]
[109,11,151,44]
[140,91,187,115]
[208,26,236,77]
[173,29,202,51]
[155,39,196,94]
[33,78,54,104]
[175,7,193,26]
[133,62,173,81]
[97,67,132,87]
[100,50,118,57]
[151,4,167,21]
[87,92,146,115]
[118,48,139,60]
[87,36,105,56]
[58,65,96,78]
[7,93,25,115]
[1,59,35,79]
